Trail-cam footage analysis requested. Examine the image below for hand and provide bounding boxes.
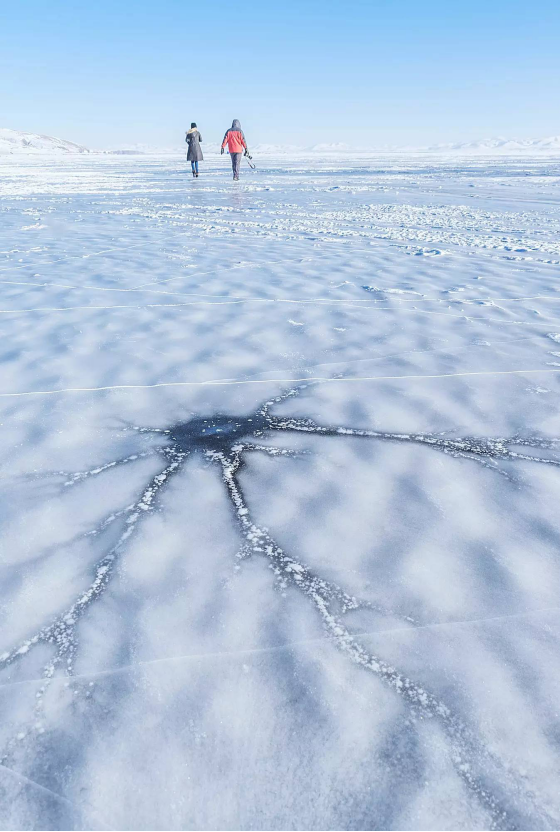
[220,147,224,155]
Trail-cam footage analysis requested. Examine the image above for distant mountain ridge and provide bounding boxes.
[421,136,560,154]
[2,128,560,157]
[252,137,560,156]
[0,128,89,154]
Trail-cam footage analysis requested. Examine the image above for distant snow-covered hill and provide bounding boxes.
[243,137,560,157]
[101,143,178,155]
[423,136,560,155]
[2,128,559,158]
[0,128,89,155]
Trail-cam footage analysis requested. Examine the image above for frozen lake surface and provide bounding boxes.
[1,154,560,829]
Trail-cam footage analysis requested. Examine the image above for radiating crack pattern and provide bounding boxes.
[2,383,560,828]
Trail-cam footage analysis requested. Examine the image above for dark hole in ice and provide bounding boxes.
[168,414,269,451]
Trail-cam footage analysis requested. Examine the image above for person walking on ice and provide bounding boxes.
[221,119,249,180]
[185,123,203,177]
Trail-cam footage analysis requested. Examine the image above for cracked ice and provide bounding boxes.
[1,154,560,830]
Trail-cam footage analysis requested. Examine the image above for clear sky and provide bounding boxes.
[1,0,558,149]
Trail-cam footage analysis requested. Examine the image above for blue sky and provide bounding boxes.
[1,0,558,148]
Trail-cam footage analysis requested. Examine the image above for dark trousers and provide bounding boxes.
[191,160,199,174]
[231,153,242,179]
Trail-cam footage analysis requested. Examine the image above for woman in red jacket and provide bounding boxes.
[221,119,249,180]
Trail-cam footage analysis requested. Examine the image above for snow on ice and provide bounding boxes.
[1,152,560,829]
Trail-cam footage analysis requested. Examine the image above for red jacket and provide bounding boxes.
[222,130,247,154]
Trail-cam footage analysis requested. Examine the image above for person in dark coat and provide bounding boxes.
[221,119,249,180]
[185,123,203,177]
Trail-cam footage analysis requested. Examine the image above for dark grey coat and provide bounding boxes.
[186,129,203,162]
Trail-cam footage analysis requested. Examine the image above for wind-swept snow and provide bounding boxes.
[1,153,560,830]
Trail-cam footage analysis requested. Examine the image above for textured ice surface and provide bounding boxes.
[1,154,560,830]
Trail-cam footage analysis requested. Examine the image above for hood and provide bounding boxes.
[187,127,198,134]
[231,119,242,130]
